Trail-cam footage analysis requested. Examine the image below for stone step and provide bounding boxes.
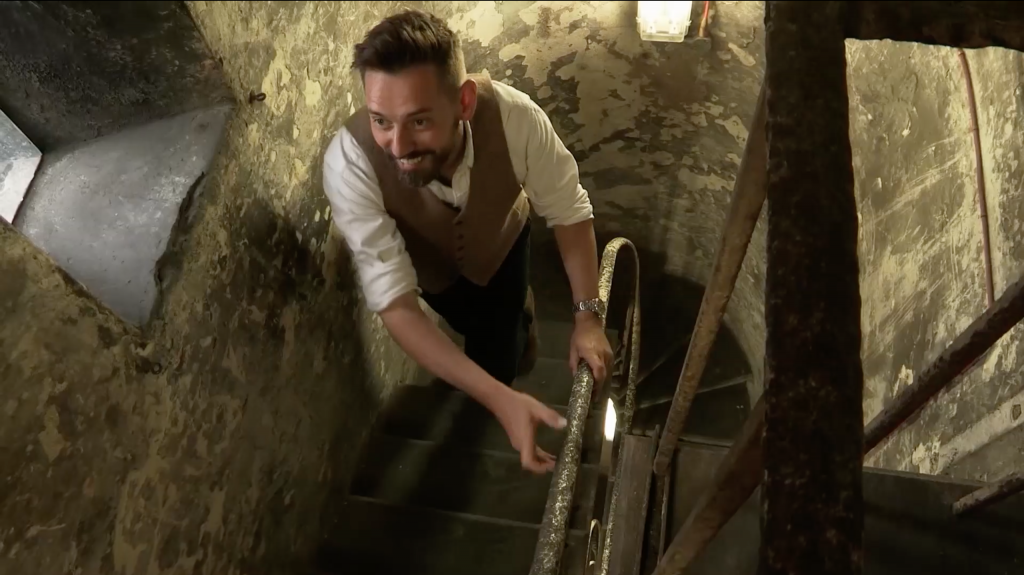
[350,434,599,530]
[516,357,574,407]
[375,383,605,465]
[316,495,587,575]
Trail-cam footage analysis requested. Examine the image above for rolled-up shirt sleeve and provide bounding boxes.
[322,128,419,312]
[517,104,594,228]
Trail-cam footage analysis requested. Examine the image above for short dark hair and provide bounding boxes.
[352,10,466,93]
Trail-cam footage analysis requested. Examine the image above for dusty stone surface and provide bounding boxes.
[0,1,232,151]
[1,2,419,574]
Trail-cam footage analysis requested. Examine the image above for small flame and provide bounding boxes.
[604,398,617,441]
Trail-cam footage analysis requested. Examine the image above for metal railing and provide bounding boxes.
[529,237,642,575]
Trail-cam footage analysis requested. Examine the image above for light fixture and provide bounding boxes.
[636,1,694,43]
[603,398,617,441]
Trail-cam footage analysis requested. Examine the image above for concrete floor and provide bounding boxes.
[14,105,231,325]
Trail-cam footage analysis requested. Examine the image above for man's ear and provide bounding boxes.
[458,78,478,122]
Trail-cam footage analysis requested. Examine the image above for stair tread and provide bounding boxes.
[351,434,599,529]
[377,382,605,464]
[318,495,586,575]
[516,357,574,406]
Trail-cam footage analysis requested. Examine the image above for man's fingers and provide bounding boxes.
[536,447,556,472]
[569,346,580,376]
[585,350,607,383]
[536,403,567,430]
[519,423,543,473]
[522,452,547,473]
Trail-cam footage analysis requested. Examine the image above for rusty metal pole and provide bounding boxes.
[651,396,764,575]
[864,275,1024,452]
[761,3,863,574]
[953,472,1024,516]
[652,79,768,477]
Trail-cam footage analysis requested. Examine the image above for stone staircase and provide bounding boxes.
[313,307,762,575]
[317,319,606,575]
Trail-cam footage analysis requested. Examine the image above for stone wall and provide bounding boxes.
[0,2,418,574]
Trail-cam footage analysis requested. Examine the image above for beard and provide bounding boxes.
[388,120,462,188]
[390,150,444,188]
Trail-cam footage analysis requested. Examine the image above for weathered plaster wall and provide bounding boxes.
[1,2,419,574]
[855,42,1024,483]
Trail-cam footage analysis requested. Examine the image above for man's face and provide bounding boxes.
[364,64,474,187]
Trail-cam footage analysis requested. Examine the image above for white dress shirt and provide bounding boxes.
[322,80,594,312]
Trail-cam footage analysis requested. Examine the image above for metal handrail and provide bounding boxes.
[529,237,642,575]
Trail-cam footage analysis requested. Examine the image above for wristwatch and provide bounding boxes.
[572,298,607,321]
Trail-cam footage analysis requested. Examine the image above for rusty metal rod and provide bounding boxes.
[953,472,1024,516]
[652,80,768,477]
[956,48,995,308]
[845,1,1024,51]
[864,274,1024,452]
[651,396,764,575]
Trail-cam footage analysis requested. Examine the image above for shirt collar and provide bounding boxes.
[461,119,475,170]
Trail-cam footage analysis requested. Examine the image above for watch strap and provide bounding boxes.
[572,298,606,320]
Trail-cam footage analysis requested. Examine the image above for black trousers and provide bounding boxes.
[421,219,532,386]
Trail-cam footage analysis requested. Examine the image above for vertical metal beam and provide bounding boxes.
[651,396,764,575]
[761,3,863,575]
[653,79,768,476]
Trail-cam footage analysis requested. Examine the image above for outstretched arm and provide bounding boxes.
[379,293,566,473]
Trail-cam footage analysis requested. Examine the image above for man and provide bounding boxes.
[323,9,613,474]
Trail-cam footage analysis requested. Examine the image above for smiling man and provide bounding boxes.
[322,9,613,474]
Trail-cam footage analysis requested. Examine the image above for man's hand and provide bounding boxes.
[493,388,567,473]
[569,312,614,384]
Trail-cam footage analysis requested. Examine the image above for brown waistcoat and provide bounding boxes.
[344,75,530,294]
